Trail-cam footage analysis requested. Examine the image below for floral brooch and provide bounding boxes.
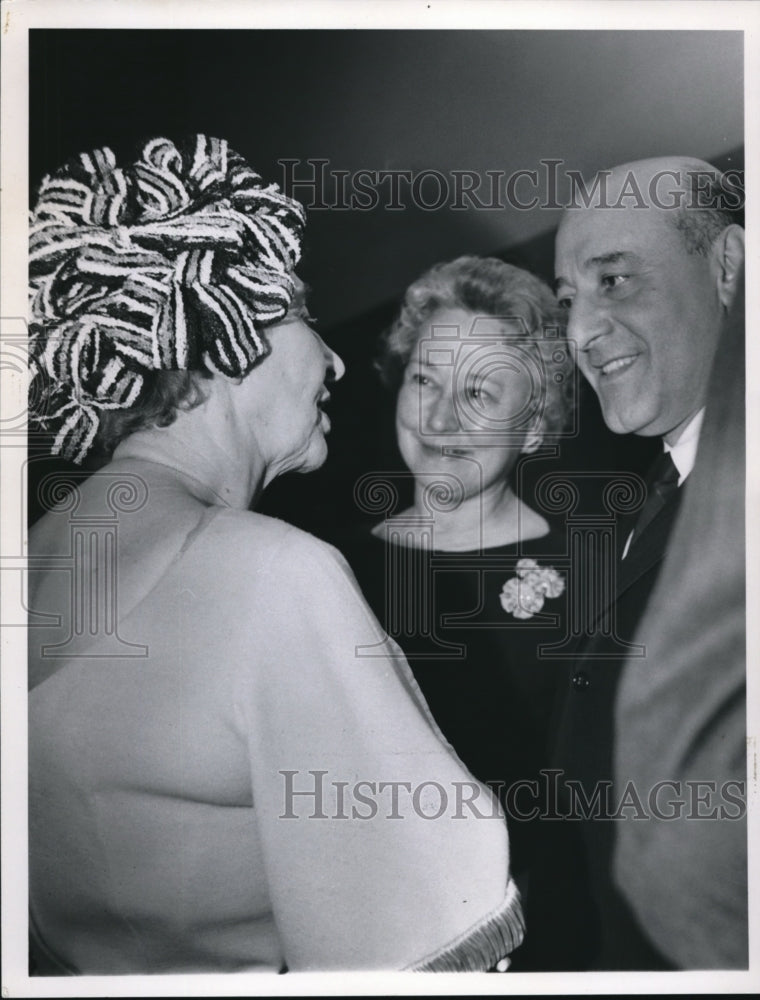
[499,558,565,620]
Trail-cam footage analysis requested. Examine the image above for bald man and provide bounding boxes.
[517,158,745,970]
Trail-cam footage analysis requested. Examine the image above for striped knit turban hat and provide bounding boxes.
[29,135,306,463]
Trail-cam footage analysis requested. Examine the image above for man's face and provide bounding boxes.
[554,204,724,443]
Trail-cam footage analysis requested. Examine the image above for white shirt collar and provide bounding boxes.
[663,408,705,485]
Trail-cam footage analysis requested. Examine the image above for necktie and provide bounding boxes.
[630,450,680,547]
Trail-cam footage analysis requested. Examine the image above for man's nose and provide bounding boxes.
[566,296,614,354]
[425,391,460,433]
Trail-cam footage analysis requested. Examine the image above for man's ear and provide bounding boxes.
[712,224,745,310]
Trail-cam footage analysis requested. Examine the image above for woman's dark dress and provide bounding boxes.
[340,525,569,877]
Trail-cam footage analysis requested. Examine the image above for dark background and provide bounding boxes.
[28,30,744,541]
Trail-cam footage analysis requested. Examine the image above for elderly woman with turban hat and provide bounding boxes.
[27,136,523,974]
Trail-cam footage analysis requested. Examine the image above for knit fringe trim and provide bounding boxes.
[406,877,524,972]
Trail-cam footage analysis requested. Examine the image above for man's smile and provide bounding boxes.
[599,354,638,377]
[586,352,640,378]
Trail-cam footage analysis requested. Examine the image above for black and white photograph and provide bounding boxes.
[1,0,757,994]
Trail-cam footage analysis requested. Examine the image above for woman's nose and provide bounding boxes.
[330,347,346,383]
[320,336,345,383]
[425,392,459,433]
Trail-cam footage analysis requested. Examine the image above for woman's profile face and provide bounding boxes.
[396,308,543,499]
[231,300,345,480]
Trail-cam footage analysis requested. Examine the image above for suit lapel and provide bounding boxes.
[581,486,684,640]
[618,486,683,593]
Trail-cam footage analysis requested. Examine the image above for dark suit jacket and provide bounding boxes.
[514,462,684,971]
[613,282,747,968]
[517,281,747,972]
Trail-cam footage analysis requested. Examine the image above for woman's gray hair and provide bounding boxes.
[93,279,312,458]
[377,255,574,438]
[93,369,213,458]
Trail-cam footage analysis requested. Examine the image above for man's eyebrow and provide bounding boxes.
[555,250,646,291]
[586,250,644,268]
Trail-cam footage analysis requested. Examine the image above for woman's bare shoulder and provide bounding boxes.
[208,508,347,572]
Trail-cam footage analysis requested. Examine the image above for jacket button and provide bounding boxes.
[572,671,590,691]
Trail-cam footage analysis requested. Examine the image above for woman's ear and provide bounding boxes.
[520,427,543,455]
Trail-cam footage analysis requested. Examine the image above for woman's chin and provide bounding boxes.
[408,465,482,502]
[302,436,330,473]
[406,451,475,479]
